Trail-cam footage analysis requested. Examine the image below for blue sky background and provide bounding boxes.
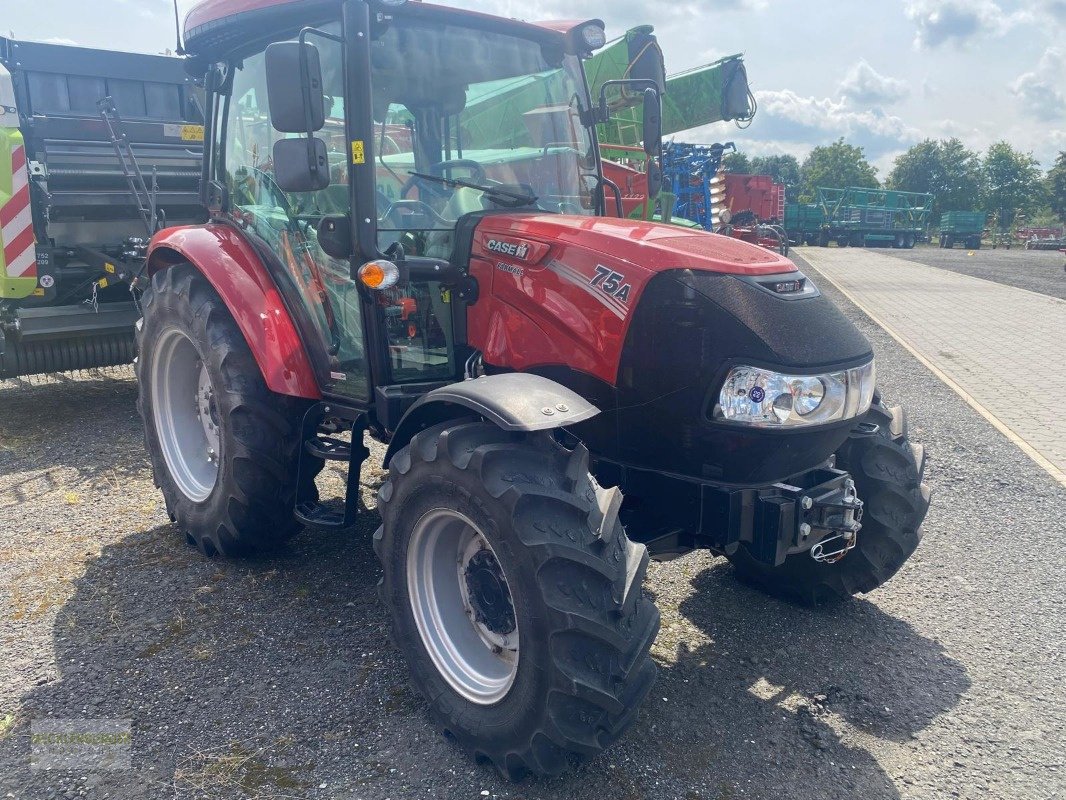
[6,0,1065,178]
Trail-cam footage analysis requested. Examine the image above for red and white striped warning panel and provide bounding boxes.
[1,143,36,279]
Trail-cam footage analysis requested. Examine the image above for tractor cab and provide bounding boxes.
[185,0,651,409]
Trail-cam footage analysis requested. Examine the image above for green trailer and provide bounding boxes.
[784,203,825,245]
[816,187,933,248]
[939,211,986,249]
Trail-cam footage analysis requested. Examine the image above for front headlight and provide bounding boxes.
[714,360,876,428]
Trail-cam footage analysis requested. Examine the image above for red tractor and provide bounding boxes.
[138,0,930,779]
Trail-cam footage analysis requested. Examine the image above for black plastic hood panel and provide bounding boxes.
[572,269,875,485]
[669,269,873,371]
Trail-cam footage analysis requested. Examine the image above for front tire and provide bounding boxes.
[727,399,930,604]
[374,421,660,778]
[137,264,320,556]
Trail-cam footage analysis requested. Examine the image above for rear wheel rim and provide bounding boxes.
[151,328,220,502]
[407,509,519,705]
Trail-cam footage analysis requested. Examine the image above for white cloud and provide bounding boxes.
[675,88,921,165]
[754,89,919,145]
[903,0,1032,48]
[838,60,909,105]
[1011,47,1066,121]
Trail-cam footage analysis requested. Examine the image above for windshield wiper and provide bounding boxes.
[407,171,538,209]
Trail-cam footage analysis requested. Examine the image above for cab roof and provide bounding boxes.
[184,0,573,57]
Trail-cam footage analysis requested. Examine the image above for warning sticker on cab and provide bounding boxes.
[351,140,365,164]
[163,124,205,141]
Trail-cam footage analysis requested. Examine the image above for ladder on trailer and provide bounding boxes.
[97,97,159,237]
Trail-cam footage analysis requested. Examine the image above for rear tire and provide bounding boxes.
[137,264,321,557]
[375,421,660,777]
[727,399,930,604]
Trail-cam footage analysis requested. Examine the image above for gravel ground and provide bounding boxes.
[877,244,1066,300]
[1,268,1064,799]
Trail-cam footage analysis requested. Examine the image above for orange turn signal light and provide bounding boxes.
[358,259,400,290]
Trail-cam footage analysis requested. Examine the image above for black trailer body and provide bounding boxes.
[0,36,204,378]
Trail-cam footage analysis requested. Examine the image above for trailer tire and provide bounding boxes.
[375,421,659,778]
[905,234,915,249]
[726,399,930,605]
[137,263,322,557]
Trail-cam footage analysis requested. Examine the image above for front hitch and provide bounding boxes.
[804,477,863,563]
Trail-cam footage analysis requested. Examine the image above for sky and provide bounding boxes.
[6,0,1065,178]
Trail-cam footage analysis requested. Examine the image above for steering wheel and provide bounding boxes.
[400,158,488,199]
[382,199,452,229]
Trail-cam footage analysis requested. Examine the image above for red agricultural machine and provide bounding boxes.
[136,0,930,778]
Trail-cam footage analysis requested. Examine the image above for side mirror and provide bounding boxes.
[642,88,663,157]
[273,137,329,192]
[647,160,663,199]
[317,215,352,260]
[265,41,325,133]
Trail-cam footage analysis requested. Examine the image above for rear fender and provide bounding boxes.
[146,224,321,400]
[383,373,598,467]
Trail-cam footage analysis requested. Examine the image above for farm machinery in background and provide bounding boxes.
[581,26,756,219]
[658,141,788,254]
[784,188,932,249]
[0,37,204,379]
[938,211,986,249]
[1017,225,1066,250]
[579,27,788,254]
[816,187,931,248]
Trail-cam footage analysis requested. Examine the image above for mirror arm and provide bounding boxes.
[597,78,662,123]
[297,27,344,181]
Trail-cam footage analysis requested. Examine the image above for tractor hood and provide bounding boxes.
[464,211,869,390]
[464,211,874,484]
[472,213,796,277]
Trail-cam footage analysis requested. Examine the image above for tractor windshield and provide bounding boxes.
[369,19,598,255]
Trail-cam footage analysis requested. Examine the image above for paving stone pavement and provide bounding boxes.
[797,246,1066,486]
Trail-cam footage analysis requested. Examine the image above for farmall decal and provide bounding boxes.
[485,239,531,260]
[495,262,524,277]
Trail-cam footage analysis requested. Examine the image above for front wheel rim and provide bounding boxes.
[151,328,220,502]
[407,509,519,705]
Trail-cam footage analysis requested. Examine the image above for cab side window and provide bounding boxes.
[221,29,368,400]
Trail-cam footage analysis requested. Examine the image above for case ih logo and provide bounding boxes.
[485,239,531,260]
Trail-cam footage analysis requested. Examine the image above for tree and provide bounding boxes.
[887,138,982,218]
[722,151,751,174]
[750,154,802,202]
[800,138,879,198]
[1047,151,1066,223]
[982,142,1043,223]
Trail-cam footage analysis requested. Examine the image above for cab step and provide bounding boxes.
[294,402,369,531]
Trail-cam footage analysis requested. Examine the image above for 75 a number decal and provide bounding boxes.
[590,265,632,303]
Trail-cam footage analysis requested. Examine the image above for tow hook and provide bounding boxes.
[807,479,863,564]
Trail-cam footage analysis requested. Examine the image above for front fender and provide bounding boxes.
[383,373,598,466]
[147,224,321,400]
